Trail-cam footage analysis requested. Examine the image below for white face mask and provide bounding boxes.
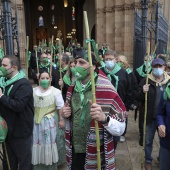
[105,60,115,70]
[153,68,164,77]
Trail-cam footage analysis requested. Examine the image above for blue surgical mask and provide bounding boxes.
[153,68,164,77]
[105,60,115,70]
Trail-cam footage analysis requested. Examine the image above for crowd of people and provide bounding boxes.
[0,41,170,170]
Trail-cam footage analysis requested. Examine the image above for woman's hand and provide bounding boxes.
[59,119,65,129]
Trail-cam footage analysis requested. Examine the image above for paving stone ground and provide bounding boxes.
[0,111,160,170]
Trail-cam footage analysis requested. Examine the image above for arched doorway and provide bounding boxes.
[23,0,87,51]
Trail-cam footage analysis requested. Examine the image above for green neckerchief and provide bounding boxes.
[74,72,97,126]
[0,71,26,96]
[102,47,108,55]
[104,64,121,90]
[85,39,100,62]
[136,64,151,78]
[39,62,50,73]
[100,60,105,68]
[164,83,170,100]
[126,68,132,74]
[63,74,71,86]
[0,48,4,59]
[61,65,68,73]
[27,51,31,67]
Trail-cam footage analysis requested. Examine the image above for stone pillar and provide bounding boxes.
[95,0,141,66]
[1,0,14,55]
[95,0,106,46]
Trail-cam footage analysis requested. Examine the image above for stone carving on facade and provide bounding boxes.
[96,0,162,14]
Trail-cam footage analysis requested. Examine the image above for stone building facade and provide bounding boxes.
[1,0,170,68]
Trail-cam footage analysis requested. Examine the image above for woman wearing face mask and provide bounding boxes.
[32,71,65,170]
[117,55,138,142]
[59,59,76,101]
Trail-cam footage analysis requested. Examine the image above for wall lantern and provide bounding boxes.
[64,0,68,8]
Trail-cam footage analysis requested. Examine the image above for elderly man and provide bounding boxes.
[62,52,126,170]
[135,58,170,170]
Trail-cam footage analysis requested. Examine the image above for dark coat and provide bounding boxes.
[0,78,34,139]
[101,67,132,111]
[128,71,138,108]
[135,77,170,125]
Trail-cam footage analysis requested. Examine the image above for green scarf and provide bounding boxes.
[0,71,26,96]
[103,64,121,90]
[164,83,170,100]
[63,74,71,86]
[136,64,152,78]
[27,51,31,67]
[61,65,68,73]
[39,62,50,73]
[0,48,4,59]
[74,72,97,126]
[126,68,132,74]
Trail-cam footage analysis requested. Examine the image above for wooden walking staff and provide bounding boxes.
[50,35,54,77]
[141,42,150,170]
[35,46,39,75]
[58,38,63,91]
[83,11,101,170]
[25,36,29,79]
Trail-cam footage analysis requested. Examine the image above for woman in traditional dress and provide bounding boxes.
[32,71,64,170]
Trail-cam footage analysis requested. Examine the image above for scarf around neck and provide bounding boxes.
[136,64,152,78]
[61,65,68,73]
[148,71,170,87]
[63,74,71,86]
[0,71,26,96]
[104,63,121,90]
[126,68,132,74]
[74,72,97,126]
[164,83,170,100]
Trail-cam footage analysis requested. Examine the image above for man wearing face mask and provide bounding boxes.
[33,53,60,89]
[134,55,153,146]
[101,49,132,144]
[73,42,83,58]
[135,58,170,170]
[0,55,34,170]
[62,51,126,170]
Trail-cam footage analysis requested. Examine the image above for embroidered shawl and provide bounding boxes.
[65,70,126,170]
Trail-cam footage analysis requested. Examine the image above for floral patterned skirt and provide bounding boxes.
[32,114,58,166]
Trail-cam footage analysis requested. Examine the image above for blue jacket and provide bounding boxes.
[157,93,170,150]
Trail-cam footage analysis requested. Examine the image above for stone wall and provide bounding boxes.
[1,0,170,68]
[95,0,170,66]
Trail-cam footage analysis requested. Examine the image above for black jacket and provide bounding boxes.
[101,67,132,111]
[30,51,41,70]
[135,77,170,125]
[128,71,138,108]
[0,78,34,139]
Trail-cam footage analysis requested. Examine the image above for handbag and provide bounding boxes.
[0,116,8,144]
